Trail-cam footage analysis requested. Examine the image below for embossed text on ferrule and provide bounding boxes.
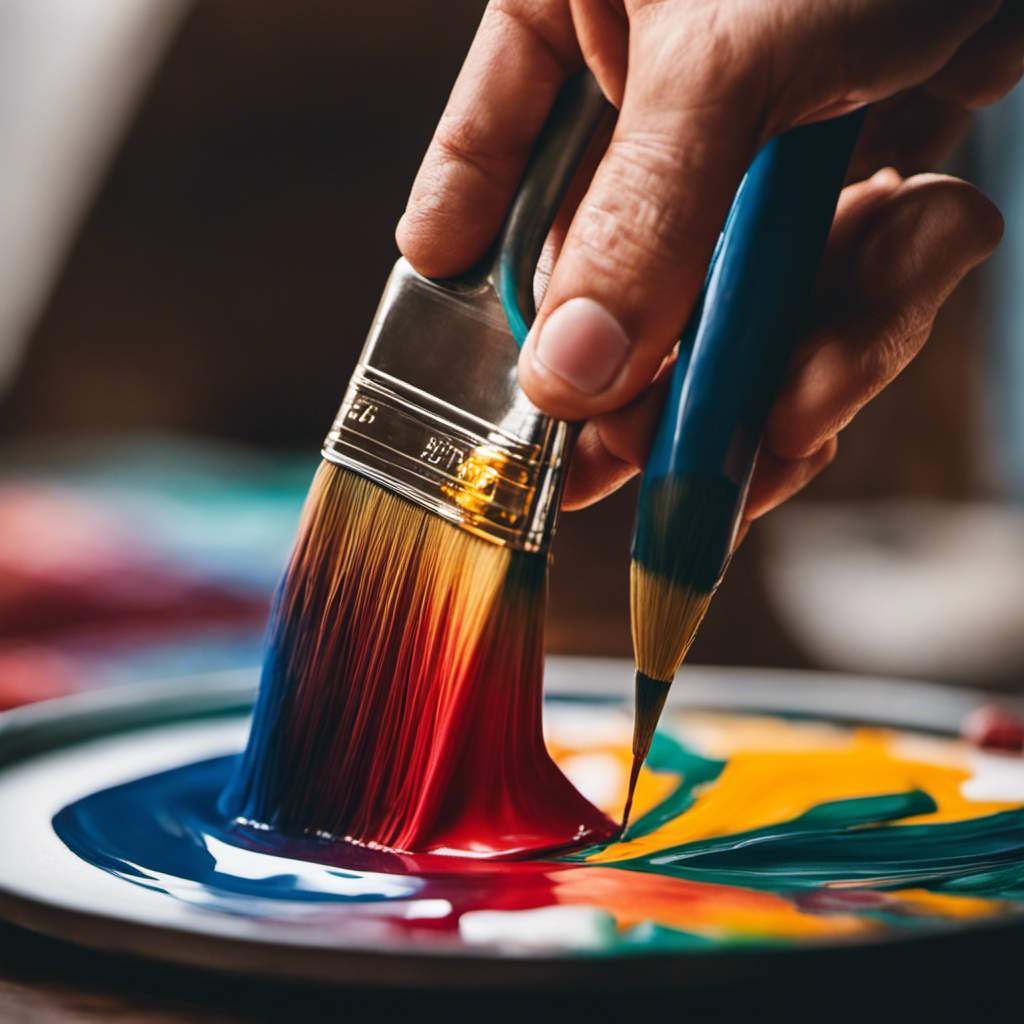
[419,436,466,471]
[345,398,378,424]
[323,365,571,551]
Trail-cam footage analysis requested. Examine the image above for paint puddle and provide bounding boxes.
[54,704,1024,955]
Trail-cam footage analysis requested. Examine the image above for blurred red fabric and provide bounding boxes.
[0,484,268,709]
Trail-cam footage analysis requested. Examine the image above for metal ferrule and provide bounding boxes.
[324,72,610,553]
[323,259,571,552]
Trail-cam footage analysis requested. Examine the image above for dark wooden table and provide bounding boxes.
[1,916,1021,1023]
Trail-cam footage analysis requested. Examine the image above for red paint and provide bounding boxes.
[272,567,616,855]
[229,822,800,937]
[795,889,890,913]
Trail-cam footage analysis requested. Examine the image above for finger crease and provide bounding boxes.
[489,2,580,76]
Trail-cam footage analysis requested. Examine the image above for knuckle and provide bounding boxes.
[857,306,930,387]
[433,113,511,181]
[488,0,578,73]
[930,58,1024,110]
[572,133,711,279]
[820,435,839,468]
[635,1,755,79]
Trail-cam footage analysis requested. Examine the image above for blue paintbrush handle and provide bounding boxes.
[644,110,865,489]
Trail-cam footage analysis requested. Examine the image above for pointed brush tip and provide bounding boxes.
[635,668,671,690]
[619,804,632,836]
[620,753,644,834]
[631,669,672,759]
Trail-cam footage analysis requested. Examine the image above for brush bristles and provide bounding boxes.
[629,472,739,684]
[630,563,715,685]
[222,461,614,857]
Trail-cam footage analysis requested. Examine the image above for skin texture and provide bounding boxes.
[397,0,1022,514]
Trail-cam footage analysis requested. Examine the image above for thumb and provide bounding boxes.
[518,16,768,420]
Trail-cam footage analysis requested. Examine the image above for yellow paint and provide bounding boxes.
[552,717,1020,865]
[883,888,1003,920]
[543,712,1018,945]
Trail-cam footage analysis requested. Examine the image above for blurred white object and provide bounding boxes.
[0,0,186,394]
[459,906,616,952]
[762,501,1024,681]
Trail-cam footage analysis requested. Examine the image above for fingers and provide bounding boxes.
[561,358,674,508]
[562,169,1002,512]
[851,92,972,180]
[561,421,638,510]
[848,0,1024,181]
[518,7,767,420]
[396,0,581,279]
[763,172,1003,465]
[568,0,629,105]
[400,0,1012,522]
[743,439,839,522]
[516,0,1005,425]
[923,0,1024,109]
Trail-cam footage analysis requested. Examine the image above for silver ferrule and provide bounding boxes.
[323,259,570,552]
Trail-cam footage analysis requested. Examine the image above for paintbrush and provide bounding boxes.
[221,72,617,857]
[624,110,867,826]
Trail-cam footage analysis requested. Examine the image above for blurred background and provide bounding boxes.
[1,0,1023,710]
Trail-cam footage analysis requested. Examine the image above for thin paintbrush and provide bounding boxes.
[221,72,617,858]
[624,110,867,826]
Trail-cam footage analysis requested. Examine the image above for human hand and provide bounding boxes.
[397,0,1018,512]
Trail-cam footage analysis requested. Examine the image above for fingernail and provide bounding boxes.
[531,298,630,396]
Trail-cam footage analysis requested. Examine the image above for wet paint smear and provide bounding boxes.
[55,704,1024,955]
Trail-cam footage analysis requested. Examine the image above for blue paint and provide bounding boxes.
[54,756,427,905]
[52,755,586,922]
[53,713,1024,934]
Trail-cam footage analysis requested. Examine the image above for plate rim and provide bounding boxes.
[1,659,1022,989]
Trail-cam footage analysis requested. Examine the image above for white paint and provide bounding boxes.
[559,753,623,808]
[458,905,615,951]
[543,703,632,748]
[888,734,967,769]
[962,750,1024,803]
[202,835,419,900]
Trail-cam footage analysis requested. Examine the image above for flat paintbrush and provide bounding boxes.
[624,110,867,826]
[221,72,617,858]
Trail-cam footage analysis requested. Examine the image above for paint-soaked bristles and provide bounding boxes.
[222,462,615,858]
[624,473,740,825]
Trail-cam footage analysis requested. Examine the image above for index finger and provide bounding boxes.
[396,0,582,279]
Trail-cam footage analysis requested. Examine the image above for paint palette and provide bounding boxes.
[1,658,1024,989]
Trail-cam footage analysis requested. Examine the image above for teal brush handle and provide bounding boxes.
[491,70,610,345]
[636,109,866,581]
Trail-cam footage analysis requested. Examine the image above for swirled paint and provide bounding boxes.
[54,701,1024,955]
